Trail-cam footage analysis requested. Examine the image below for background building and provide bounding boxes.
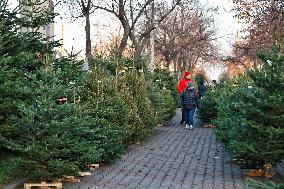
[19,0,54,40]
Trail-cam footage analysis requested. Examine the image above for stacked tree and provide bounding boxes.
[0,3,102,180]
[0,1,178,184]
[197,89,218,124]
[215,45,284,167]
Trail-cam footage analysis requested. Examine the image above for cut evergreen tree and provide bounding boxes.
[10,67,101,181]
[215,44,284,167]
[0,2,100,181]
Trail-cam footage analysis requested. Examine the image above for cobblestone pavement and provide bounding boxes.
[64,110,247,189]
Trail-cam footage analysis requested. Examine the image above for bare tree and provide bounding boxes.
[93,0,182,58]
[155,1,218,72]
[61,0,97,63]
[233,0,284,63]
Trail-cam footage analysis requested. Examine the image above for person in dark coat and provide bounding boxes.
[177,71,193,125]
[181,82,198,130]
[198,79,207,99]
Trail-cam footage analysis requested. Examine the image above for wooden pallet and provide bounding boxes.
[24,182,62,189]
[62,176,80,183]
[248,163,275,178]
[79,171,92,176]
[89,163,100,170]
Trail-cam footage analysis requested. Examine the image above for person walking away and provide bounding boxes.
[177,71,193,125]
[198,79,207,99]
[181,82,198,130]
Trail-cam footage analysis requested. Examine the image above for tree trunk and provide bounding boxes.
[149,34,155,71]
[85,11,92,62]
[148,1,155,72]
[116,10,131,59]
[117,26,130,59]
[134,36,150,57]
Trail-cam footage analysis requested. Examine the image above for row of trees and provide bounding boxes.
[155,1,218,71]
[0,1,177,184]
[59,0,218,70]
[62,0,182,60]
[198,43,284,172]
[197,1,284,187]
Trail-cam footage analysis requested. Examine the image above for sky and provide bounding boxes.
[198,0,238,80]
[200,0,238,55]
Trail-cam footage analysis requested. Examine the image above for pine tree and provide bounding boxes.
[0,2,46,151]
[0,3,101,181]
[10,67,101,181]
[215,44,284,167]
[243,45,284,165]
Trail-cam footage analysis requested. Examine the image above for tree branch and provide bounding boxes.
[93,5,118,17]
[130,0,154,30]
[138,0,182,42]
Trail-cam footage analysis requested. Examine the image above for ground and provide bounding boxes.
[64,110,249,189]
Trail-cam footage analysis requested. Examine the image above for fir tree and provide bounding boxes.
[10,66,101,181]
[0,2,100,180]
[215,44,284,167]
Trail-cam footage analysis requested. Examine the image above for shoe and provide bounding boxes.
[189,125,194,130]
[180,120,184,125]
[185,124,189,129]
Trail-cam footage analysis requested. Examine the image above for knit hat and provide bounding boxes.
[187,82,193,88]
[184,71,191,78]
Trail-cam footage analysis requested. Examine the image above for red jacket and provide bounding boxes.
[177,71,193,94]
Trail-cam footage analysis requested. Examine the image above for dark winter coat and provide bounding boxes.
[198,80,207,97]
[181,88,198,110]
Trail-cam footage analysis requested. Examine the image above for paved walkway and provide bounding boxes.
[64,110,249,189]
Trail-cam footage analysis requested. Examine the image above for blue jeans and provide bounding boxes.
[185,108,195,125]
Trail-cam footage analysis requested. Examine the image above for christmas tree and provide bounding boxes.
[0,2,101,181]
[215,44,284,167]
[11,67,101,180]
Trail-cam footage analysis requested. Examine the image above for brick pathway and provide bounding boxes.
[64,110,247,189]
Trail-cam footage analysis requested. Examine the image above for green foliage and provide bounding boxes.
[92,57,177,128]
[3,66,101,181]
[214,45,284,167]
[247,178,284,189]
[145,69,177,124]
[147,81,175,124]
[194,72,208,85]
[117,69,157,140]
[84,70,126,161]
[159,89,176,123]
[0,153,24,187]
[1,4,99,182]
[152,69,179,102]
[198,89,218,123]
[0,1,178,184]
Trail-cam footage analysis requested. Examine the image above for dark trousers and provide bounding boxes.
[180,107,185,124]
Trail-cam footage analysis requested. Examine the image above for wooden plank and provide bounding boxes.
[89,163,100,170]
[64,176,74,179]
[24,182,62,189]
[62,178,80,183]
[79,171,92,176]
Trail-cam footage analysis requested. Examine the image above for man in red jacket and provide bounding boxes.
[177,71,193,125]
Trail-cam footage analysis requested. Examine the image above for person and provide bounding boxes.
[177,71,193,94]
[181,82,198,130]
[198,79,207,99]
[177,71,193,125]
